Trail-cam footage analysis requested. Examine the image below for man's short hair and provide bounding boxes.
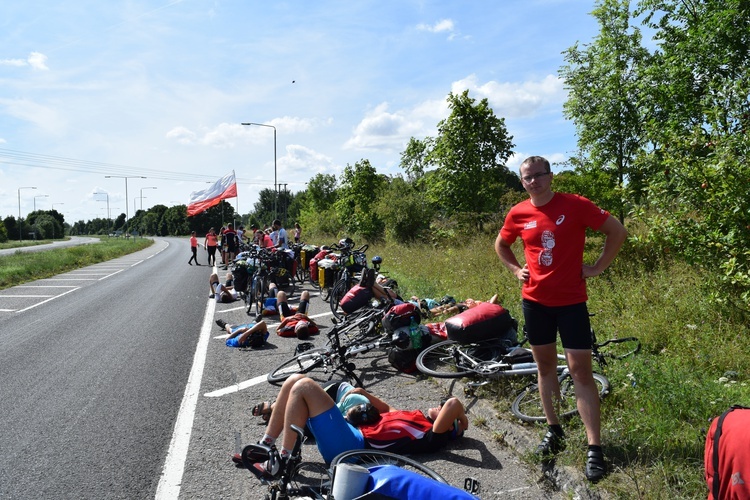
[519,155,551,174]
[295,320,310,339]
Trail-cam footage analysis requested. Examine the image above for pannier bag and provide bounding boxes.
[300,245,319,269]
[387,326,433,373]
[309,249,331,282]
[705,404,750,500]
[444,302,517,345]
[232,262,251,293]
[318,258,339,289]
[339,285,374,314]
[382,303,421,333]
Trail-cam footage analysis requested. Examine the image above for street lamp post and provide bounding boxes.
[17,186,37,242]
[140,186,157,211]
[34,194,49,211]
[104,175,146,229]
[241,122,277,220]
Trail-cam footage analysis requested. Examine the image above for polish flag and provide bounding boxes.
[187,171,237,216]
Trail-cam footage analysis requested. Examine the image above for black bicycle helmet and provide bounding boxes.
[339,237,354,248]
[391,328,411,350]
[371,255,383,266]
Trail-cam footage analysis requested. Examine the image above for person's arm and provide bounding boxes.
[582,215,628,278]
[494,233,529,283]
[346,387,397,413]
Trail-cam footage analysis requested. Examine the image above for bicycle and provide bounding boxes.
[510,327,640,422]
[328,244,369,319]
[249,248,297,316]
[267,302,392,386]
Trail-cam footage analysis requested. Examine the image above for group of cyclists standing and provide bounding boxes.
[194,220,298,269]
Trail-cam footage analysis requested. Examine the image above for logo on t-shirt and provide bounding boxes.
[556,215,565,225]
[524,221,537,230]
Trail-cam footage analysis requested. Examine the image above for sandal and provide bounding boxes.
[585,448,606,482]
[251,401,273,422]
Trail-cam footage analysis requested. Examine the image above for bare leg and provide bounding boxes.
[565,348,601,446]
[531,343,562,426]
[280,378,336,451]
[429,397,469,434]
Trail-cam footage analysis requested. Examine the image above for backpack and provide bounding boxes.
[382,303,421,333]
[387,326,432,374]
[705,404,750,500]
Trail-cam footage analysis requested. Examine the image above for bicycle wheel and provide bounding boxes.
[416,340,476,378]
[596,337,641,360]
[267,347,331,384]
[329,278,351,319]
[330,449,447,484]
[254,276,266,317]
[287,462,331,500]
[510,372,611,423]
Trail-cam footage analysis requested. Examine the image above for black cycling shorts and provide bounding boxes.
[522,299,592,350]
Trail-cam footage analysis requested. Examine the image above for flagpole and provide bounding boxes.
[233,169,239,225]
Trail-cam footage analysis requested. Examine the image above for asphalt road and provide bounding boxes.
[0,238,591,499]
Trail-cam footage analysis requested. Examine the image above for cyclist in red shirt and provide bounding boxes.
[495,156,627,482]
[244,374,468,477]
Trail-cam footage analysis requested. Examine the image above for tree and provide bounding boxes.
[401,90,516,226]
[559,0,651,223]
[306,174,338,212]
[375,176,434,243]
[334,159,387,240]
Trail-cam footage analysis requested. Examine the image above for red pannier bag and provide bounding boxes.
[308,249,331,282]
[444,302,515,344]
[339,285,373,314]
[705,405,750,500]
[382,302,420,333]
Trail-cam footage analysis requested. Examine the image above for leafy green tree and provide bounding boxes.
[375,176,434,242]
[0,220,8,243]
[334,159,387,240]
[401,90,516,226]
[559,0,651,223]
[632,0,750,307]
[306,173,338,212]
[32,214,62,239]
[3,216,19,240]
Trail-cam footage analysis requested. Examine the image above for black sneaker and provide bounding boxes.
[585,448,606,482]
[251,447,285,479]
[536,428,565,457]
[216,319,227,329]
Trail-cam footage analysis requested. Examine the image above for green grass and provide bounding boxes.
[0,237,154,289]
[365,234,750,499]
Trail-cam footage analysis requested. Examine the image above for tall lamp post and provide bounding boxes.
[241,122,277,220]
[140,186,157,211]
[105,175,146,230]
[17,186,37,242]
[34,194,49,211]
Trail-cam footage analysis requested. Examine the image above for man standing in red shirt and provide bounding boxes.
[495,156,627,482]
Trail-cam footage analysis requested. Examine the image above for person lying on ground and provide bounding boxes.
[410,294,499,318]
[242,373,469,477]
[209,272,239,302]
[216,319,269,348]
[275,290,319,339]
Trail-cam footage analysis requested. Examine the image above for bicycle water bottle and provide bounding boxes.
[409,318,421,349]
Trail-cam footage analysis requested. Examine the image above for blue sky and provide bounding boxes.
[0,0,601,225]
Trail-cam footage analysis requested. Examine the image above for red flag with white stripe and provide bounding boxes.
[187,171,237,216]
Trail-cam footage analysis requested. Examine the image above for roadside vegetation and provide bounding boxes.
[0,237,153,290]
[362,228,749,499]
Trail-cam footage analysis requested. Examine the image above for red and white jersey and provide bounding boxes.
[500,193,609,306]
[360,410,433,452]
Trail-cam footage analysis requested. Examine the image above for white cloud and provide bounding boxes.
[0,52,49,70]
[417,19,455,34]
[452,74,565,118]
[166,118,326,149]
[28,52,49,70]
[344,103,434,151]
[281,144,337,182]
[0,98,65,133]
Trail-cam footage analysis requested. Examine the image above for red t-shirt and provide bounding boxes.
[359,410,434,452]
[499,193,610,307]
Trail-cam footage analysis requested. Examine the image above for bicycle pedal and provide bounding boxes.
[464,477,481,495]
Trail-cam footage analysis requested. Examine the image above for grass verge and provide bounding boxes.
[0,237,154,290]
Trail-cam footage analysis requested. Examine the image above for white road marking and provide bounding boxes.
[203,374,268,398]
[15,288,80,313]
[1,294,54,298]
[155,293,215,499]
